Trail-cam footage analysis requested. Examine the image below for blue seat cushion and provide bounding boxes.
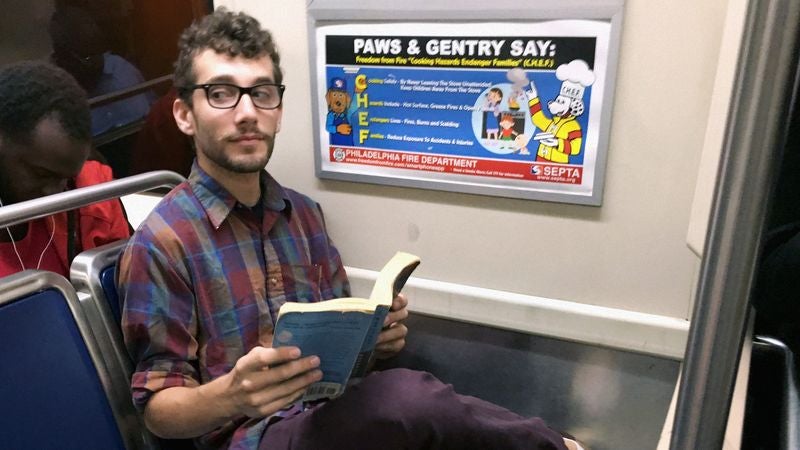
[100,265,120,324]
[0,289,125,449]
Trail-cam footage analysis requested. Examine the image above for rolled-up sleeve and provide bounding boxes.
[117,227,199,411]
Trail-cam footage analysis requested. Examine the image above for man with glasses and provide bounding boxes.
[117,8,575,450]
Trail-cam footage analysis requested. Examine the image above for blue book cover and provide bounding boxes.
[272,252,420,401]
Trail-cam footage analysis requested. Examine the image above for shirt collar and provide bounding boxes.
[188,161,290,229]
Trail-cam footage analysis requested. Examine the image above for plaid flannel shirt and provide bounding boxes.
[118,163,350,449]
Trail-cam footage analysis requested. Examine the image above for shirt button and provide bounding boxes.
[270,278,278,285]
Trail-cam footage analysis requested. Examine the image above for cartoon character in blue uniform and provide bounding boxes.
[325,77,354,146]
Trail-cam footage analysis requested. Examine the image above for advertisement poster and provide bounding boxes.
[313,21,615,204]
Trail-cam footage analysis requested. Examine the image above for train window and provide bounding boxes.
[2,0,212,178]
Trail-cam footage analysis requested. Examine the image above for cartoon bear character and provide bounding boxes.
[325,77,354,146]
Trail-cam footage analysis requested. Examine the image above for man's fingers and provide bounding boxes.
[254,386,314,417]
[375,335,406,357]
[391,293,408,311]
[268,356,321,382]
[249,370,323,417]
[384,293,409,326]
[235,348,320,395]
[236,346,301,373]
[249,368,323,406]
[384,307,408,326]
[375,323,408,358]
[377,323,407,345]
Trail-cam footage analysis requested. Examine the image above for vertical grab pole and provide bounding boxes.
[670,0,800,448]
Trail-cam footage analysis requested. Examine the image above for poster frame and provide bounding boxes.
[307,0,624,206]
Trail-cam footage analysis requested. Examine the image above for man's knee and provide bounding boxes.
[353,369,456,422]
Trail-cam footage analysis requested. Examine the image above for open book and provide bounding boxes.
[272,251,421,401]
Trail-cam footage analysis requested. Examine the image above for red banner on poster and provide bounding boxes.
[329,146,582,184]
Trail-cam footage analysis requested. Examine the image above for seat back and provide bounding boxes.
[72,240,195,450]
[0,270,132,449]
[71,239,132,373]
[71,239,127,323]
[71,240,163,448]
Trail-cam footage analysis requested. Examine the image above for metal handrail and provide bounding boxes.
[670,0,800,448]
[0,170,185,229]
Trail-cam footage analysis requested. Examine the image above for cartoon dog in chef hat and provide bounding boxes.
[525,60,595,164]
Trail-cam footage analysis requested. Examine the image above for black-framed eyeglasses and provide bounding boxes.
[185,83,285,110]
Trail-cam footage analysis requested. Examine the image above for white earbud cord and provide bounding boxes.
[0,197,56,271]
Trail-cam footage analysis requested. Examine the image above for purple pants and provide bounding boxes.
[260,368,567,450]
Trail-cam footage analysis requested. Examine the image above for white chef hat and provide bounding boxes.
[556,60,595,100]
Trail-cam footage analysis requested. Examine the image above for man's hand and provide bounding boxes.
[143,346,322,439]
[374,293,409,359]
[336,123,352,135]
[222,346,322,418]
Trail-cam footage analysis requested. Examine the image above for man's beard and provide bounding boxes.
[198,129,275,174]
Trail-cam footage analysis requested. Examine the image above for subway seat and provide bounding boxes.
[0,270,148,449]
[71,240,193,450]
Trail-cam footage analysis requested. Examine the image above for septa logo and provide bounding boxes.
[531,165,541,175]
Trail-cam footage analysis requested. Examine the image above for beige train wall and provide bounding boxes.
[127,0,743,360]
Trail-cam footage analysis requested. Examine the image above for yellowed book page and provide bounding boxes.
[276,297,377,316]
[368,251,421,304]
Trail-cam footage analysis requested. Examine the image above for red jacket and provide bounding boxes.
[0,160,131,277]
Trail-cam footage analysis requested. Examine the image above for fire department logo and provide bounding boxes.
[332,147,346,162]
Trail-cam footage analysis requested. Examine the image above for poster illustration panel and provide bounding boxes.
[314,21,615,204]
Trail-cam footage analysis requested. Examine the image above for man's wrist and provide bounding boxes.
[198,372,238,421]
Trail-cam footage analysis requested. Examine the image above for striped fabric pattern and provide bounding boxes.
[118,164,350,449]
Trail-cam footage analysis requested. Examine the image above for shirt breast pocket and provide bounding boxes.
[267,263,324,307]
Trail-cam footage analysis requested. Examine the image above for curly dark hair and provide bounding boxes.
[174,8,283,106]
[0,61,90,144]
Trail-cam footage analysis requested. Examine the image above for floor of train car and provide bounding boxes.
[377,313,680,450]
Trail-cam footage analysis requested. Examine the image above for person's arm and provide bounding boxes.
[143,346,322,439]
[74,160,132,248]
[374,293,409,359]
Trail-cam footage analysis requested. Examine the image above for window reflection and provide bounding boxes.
[0,0,55,65]
[1,0,212,177]
[50,6,155,136]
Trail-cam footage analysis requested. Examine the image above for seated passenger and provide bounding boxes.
[0,61,131,278]
[117,9,580,450]
[49,6,154,136]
